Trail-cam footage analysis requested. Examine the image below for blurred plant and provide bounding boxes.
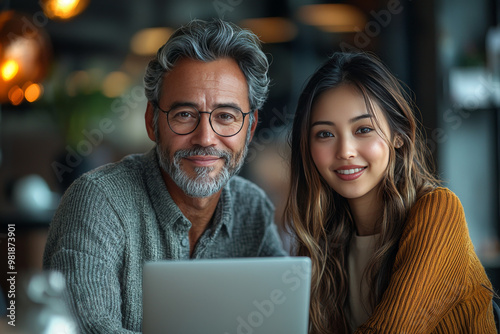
[26,65,114,148]
[46,87,114,146]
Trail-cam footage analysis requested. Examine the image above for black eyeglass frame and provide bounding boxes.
[154,102,252,137]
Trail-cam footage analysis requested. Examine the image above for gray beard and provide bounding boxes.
[156,144,248,198]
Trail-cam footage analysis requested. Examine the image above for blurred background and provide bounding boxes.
[0,0,499,299]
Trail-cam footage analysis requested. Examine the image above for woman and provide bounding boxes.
[284,52,496,333]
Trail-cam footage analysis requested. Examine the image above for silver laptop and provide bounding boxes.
[143,257,311,334]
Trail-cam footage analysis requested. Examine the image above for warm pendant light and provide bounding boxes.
[0,11,52,104]
[40,0,90,21]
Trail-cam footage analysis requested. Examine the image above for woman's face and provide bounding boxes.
[309,84,392,205]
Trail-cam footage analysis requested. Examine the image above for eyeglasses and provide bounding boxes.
[155,103,251,137]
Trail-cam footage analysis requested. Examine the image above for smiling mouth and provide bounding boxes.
[335,167,366,175]
[185,156,221,165]
[187,156,220,161]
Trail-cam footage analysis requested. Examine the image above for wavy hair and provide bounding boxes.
[143,18,269,138]
[284,52,439,334]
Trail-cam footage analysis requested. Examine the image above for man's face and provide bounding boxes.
[145,57,257,198]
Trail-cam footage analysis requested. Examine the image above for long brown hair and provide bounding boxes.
[284,52,439,334]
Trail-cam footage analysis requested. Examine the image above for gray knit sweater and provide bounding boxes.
[43,149,286,333]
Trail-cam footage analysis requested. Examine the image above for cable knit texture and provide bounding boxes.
[355,188,496,333]
[43,148,286,333]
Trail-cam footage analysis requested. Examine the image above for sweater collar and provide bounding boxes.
[144,148,185,230]
[143,147,234,237]
[213,180,234,238]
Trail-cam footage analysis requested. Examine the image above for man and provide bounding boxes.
[43,18,286,333]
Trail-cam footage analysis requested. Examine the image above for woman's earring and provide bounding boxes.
[395,137,403,148]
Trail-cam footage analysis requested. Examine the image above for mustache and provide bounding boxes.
[173,146,232,163]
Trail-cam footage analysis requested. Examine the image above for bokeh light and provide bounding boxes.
[130,27,173,56]
[41,0,90,20]
[1,59,19,81]
[24,82,43,102]
[8,85,23,105]
[65,70,92,96]
[102,71,131,98]
[0,11,51,104]
[297,4,367,33]
[239,17,297,44]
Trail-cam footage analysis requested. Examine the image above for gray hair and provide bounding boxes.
[144,18,270,135]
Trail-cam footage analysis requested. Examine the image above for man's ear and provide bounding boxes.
[145,101,156,142]
[249,110,258,142]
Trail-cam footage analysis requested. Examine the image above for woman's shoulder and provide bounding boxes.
[404,187,466,235]
[411,187,462,215]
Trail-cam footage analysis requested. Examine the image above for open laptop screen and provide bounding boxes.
[143,257,311,334]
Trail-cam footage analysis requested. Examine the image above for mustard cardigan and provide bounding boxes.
[355,188,496,333]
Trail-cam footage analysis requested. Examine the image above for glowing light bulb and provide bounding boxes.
[1,60,19,81]
[42,0,89,20]
[55,0,79,14]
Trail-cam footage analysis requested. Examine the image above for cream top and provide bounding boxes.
[348,233,378,332]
